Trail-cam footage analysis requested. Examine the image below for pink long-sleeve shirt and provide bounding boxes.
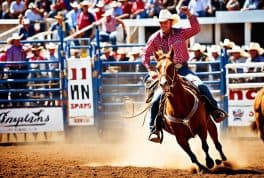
[142,15,200,69]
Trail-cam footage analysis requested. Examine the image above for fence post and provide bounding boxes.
[220,48,229,130]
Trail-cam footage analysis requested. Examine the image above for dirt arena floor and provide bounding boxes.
[0,119,264,178]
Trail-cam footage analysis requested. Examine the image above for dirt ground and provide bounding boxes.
[0,121,264,178]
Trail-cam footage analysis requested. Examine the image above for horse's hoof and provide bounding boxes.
[198,167,210,174]
[206,157,214,169]
[215,159,222,165]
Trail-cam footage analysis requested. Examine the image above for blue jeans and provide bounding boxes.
[99,31,117,51]
[149,65,217,130]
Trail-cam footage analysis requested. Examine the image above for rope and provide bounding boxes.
[122,103,152,119]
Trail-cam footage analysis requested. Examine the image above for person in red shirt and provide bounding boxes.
[94,1,106,20]
[131,0,148,19]
[77,0,96,40]
[119,0,133,18]
[143,8,227,143]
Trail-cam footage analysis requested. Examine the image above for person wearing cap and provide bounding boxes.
[99,9,127,51]
[143,8,227,143]
[49,11,74,39]
[66,2,81,30]
[189,43,210,81]
[76,1,96,40]
[18,18,36,40]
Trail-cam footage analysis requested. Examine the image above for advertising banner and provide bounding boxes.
[0,107,64,133]
[67,59,94,126]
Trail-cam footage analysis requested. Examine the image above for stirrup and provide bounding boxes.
[211,109,228,123]
[148,131,161,143]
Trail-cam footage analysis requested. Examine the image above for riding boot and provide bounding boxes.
[198,85,228,123]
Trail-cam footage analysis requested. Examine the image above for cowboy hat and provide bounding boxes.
[189,43,206,52]
[220,38,235,49]
[158,9,180,26]
[227,45,248,57]
[208,45,220,53]
[54,12,65,20]
[32,44,43,51]
[246,42,264,55]
[6,33,23,44]
[46,43,57,50]
[70,1,79,8]
[80,0,91,7]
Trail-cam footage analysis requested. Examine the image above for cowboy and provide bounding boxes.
[142,8,228,143]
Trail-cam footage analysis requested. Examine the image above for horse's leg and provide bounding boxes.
[175,135,208,173]
[207,117,227,162]
[198,128,214,169]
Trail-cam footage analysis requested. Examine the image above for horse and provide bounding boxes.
[251,87,264,142]
[153,49,227,172]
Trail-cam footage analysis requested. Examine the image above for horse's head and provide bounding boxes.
[154,49,178,92]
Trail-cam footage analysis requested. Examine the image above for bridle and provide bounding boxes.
[159,60,178,92]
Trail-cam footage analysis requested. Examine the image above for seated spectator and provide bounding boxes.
[48,0,67,18]
[227,45,248,83]
[241,0,262,10]
[110,1,123,17]
[128,47,146,72]
[18,18,36,40]
[245,42,264,82]
[119,0,133,19]
[162,0,178,14]
[188,0,211,17]
[24,3,46,32]
[35,0,52,16]
[0,47,8,108]
[9,0,26,18]
[99,9,127,51]
[94,1,106,20]
[130,0,149,19]
[219,38,235,55]
[189,43,210,80]
[226,0,241,10]
[66,2,81,30]
[101,44,116,62]
[1,1,12,19]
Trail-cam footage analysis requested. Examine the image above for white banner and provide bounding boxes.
[0,107,64,133]
[67,59,94,126]
[228,89,257,126]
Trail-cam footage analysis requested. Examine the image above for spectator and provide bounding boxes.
[94,1,106,20]
[227,45,248,82]
[1,1,12,19]
[245,42,264,82]
[76,1,96,40]
[66,1,81,30]
[0,47,8,108]
[117,48,129,71]
[46,43,60,106]
[18,18,36,40]
[101,44,116,71]
[48,0,66,18]
[6,33,28,107]
[9,0,26,18]
[119,0,133,19]
[128,47,145,72]
[241,0,262,10]
[189,43,210,80]
[110,0,123,17]
[208,45,221,81]
[226,0,241,10]
[35,0,52,15]
[99,9,127,51]
[131,0,149,19]
[188,0,211,17]
[162,0,178,14]
[49,11,74,40]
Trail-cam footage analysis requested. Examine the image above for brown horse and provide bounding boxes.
[251,87,264,141]
[154,49,227,172]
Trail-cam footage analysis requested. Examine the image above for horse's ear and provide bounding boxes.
[154,50,162,61]
[169,48,174,61]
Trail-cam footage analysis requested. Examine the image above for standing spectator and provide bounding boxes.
[189,43,210,80]
[76,1,96,40]
[46,43,60,106]
[99,9,127,51]
[66,1,81,30]
[6,33,28,107]
[49,11,75,40]
[241,0,262,10]
[18,18,36,40]
[9,0,26,18]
